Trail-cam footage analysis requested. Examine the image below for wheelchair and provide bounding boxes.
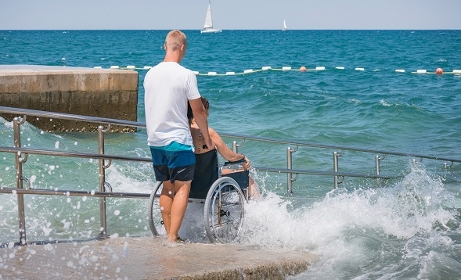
[148,149,249,243]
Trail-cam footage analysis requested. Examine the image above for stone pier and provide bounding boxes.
[0,65,138,132]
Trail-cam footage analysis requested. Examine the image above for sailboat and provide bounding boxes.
[282,19,287,31]
[201,0,222,33]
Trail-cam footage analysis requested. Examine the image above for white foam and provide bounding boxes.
[243,161,456,279]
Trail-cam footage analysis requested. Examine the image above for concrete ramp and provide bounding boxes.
[0,237,317,279]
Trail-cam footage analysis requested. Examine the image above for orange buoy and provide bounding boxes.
[436,68,443,74]
[300,66,307,72]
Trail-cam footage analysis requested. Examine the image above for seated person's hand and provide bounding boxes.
[242,156,251,170]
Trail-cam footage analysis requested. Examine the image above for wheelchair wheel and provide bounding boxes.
[148,181,166,237]
[204,177,245,243]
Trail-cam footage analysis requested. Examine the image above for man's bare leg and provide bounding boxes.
[159,180,174,235]
[167,180,191,242]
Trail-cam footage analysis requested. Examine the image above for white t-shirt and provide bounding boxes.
[144,62,201,147]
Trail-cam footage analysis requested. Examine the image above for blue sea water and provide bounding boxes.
[1,30,461,279]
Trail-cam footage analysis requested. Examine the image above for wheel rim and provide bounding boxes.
[204,177,245,243]
[148,182,166,237]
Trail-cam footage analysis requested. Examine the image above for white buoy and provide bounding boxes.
[395,69,405,73]
[282,66,291,71]
[335,66,345,70]
[416,69,427,74]
[94,66,102,69]
[110,66,120,69]
[244,69,254,74]
[261,66,272,70]
[126,66,135,69]
[208,72,217,76]
[315,66,326,70]
[143,66,152,69]
[355,67,365,71]
[225,72,236,75]
[192,71,199,75]
[453,70,461,73]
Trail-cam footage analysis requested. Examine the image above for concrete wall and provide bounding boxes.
[0,65,138,132]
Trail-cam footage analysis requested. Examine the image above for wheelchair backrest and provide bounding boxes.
[190,150,250,199]
[190,150,219,199]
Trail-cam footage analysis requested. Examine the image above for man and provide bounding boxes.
[144,30,212,244]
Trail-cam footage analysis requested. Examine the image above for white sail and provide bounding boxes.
[203,3,213,29]
[201,0,222,33]
[282,19,287,31]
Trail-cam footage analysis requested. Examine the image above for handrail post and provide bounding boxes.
[333,152,339,189]
[13,117,27,245]
[375,155,382,187]
[375,155,381,176]
[98,125,108,239]
[287,147,293,193]
[232,140,238,153]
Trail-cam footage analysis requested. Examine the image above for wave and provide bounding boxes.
[241,161,460,279]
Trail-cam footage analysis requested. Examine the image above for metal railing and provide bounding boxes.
[1,105,459,246]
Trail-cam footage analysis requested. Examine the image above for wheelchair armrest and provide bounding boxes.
[223,158,246,166]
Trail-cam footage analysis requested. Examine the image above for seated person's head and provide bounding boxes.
[188,97,210,123]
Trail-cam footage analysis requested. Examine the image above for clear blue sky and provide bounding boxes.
[1,0,460,30]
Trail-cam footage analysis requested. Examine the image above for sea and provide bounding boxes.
[1,30,461,279]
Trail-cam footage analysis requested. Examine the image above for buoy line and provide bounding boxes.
[95,65,461,76]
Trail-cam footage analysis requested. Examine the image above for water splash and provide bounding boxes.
[241,161,460,279]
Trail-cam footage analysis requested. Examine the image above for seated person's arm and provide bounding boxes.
[210,128,246,162]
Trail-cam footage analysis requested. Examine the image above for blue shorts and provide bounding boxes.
[149,141,195,183]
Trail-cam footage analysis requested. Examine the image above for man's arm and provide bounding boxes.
[189,98,213,149]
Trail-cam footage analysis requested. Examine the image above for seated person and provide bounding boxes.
[188,97,260,199]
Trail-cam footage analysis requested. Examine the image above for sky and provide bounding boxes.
[1,0,460,30]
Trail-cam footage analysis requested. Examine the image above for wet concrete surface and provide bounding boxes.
[0,237,318,279]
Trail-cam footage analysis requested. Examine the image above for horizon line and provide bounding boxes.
[1,28,460,31]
